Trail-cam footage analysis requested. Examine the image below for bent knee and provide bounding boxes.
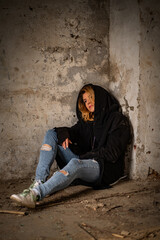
[45,129,56,138]
[44,128,57,143]
[41,144,52,151]
[69,158,81,166]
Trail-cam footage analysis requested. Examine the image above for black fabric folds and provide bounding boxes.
[55,84,131,187]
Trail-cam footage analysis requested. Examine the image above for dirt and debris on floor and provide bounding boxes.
[0,177,160,240]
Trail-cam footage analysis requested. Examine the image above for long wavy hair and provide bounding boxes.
[78,85,95,122]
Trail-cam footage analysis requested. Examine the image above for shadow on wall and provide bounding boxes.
[124,119,134,178]
[106,90,134,179]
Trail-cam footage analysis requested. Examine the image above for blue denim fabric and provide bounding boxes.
[35,128,79,182]
[35,128,100,200]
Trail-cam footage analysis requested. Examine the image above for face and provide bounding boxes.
[83,91,95,113]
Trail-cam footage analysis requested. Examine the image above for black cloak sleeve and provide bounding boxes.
[55,121,81,146]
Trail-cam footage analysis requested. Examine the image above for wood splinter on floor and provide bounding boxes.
[0,210,27,216]
[112,233,124,238]
[78,223,97,240]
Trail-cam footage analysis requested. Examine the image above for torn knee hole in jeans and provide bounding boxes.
[41,144,52,151]
[59,170,69,176]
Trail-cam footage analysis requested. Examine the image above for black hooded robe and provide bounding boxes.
[55,84,131,188]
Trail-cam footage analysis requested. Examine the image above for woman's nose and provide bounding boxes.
[87,99,91,104]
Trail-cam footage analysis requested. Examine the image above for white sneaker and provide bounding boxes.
[28,180,43,189]
[10,189,38,208]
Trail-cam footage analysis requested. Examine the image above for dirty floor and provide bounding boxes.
[0,177,160,240]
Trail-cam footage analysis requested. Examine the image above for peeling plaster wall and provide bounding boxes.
[0,0,160,181]
[137,0,160,178]
[110,0,160,179]
[109,0,140,178]
[0,0,110,180]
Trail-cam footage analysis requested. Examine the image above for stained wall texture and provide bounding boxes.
[0,0,110,180]
[137,0,160,178]
[0,0,160,180]
[110,0,160,178]
[109,0,140,178]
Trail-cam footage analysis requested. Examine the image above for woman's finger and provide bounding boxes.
[62,141,66,149]
[62,138,72,149]
[66,138,72,147]
[66,138,69,148]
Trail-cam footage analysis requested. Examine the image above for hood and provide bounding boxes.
[76,84,121,123]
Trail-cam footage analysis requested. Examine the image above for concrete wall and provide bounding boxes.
[0,0,110,180]
[137,0,160,178]
[0,0,160,180]
[109,0,140,178]
[110,0,160,178]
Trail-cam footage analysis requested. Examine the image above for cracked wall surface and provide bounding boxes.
[136,0,160,178]
[0,0,160,180]
[110,0,160,178]
[0,0,110,180]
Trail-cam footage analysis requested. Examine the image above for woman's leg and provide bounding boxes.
[35,129,79,182]
[35,128,58,182]
[36,158,100,200]
[56,145,79,168]
[10,158,100,208]
[10,130,79,208]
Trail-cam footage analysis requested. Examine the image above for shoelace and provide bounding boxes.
[29,180,44,189]
[29,181,36,189]
[20,181,37,197]
[21,189,31,197]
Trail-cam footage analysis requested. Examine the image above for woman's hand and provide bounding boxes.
[62,138,72,150]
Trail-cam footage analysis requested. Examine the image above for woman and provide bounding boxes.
[10,84,131,208]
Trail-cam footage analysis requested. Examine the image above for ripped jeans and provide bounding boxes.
[35,129,100,200]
